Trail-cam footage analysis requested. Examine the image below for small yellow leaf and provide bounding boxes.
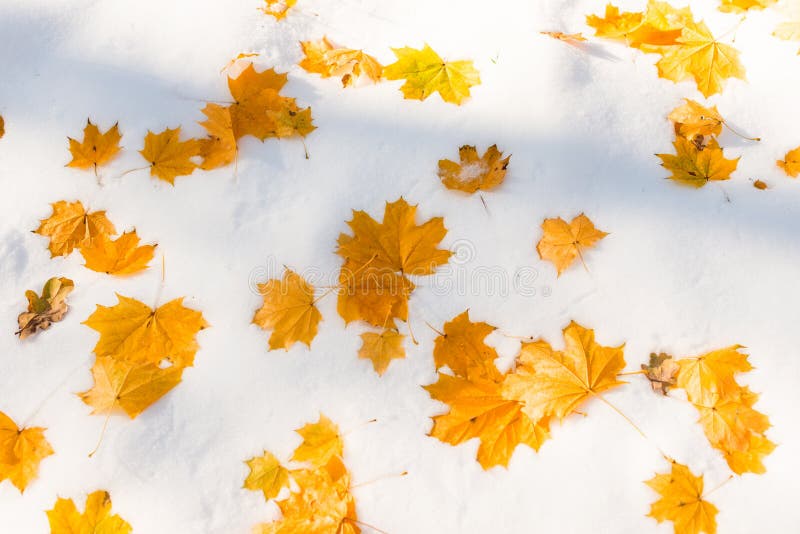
[67,119,122,171]
[253,269,322,350]
[244,451,290,500]
[80,230,156,275]
[536,213,608,276]
[437,145,510,193]
[290,414,343,467]
[358,329,405,375]
[646,461,718,534]
[139,127,201,184]
[777,146,800,177]
[0,411,53,492]
[657,137,739,187]
[47,490,132,534]
[35,200,116,257]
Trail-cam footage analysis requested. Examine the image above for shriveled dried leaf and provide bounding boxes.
[16,277,74,340]
[642,352,680,395]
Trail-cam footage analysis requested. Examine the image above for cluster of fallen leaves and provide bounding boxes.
[243,414,363,533]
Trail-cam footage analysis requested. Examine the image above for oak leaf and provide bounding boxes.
[47,490,131,534]
[358,329,405,375]
[16,277,74,340]
[646,461,718,534]
[140,127,201,184]
[300,37,383,87]
[657,137,739,187]
[641,352,680,395]
[79,230,156,275]
[668,99,723,142]
[290,414,343,467]
[777,146,800,177]
[432,310,502,381]
[252,269,322,350]
[383,44,480,105]
[536,213,607,276]
[199,103,237,170]
[261,0,296,20]
[244,451,290,500]
[437,145,510,193]
[35,200,116,257]
[0,411,53,492]
[67,120,122,173]
[675,345,752,406]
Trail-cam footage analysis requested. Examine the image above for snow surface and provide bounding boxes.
[2,0,800,532]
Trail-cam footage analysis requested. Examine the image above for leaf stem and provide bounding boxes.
[351,471,408,489]
[703,474,734,499]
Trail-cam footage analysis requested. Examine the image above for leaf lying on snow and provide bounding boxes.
[16,277,74,340]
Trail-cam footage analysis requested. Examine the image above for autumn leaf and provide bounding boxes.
[79,230,156,275]
[432,310,502,381]
[290,414,343,467]
[47,490,131,534]
[139,127,201,184]
[221,52,259,73]
[536,213,607,276]
[261,0,296,20]
[300,37,383,87]
[586,4,645,42]
[84,294,208,368]
[719,0,775,13]
[425,373,549,469]
[35,200,116,257]
[587,1,690,48]
[0,114,4,138]
[358,329,405,375]
[675,345,752,406]
[252,269,322,350]
[437,145,510,193]
[67,119,122,173]
[777,145,800,177]
[0,411,53,492]
[646,461,718,534]
[540,31,587,45]
[502,321,625,423]
[668,99,723,142]
[383,44,480,105]
[79,356,184,419]
[244,451,290,500]
[657,137,739,187]
[337,261,415,326]
[199,103,237,170]
[16,277,73,340]
[695,387,770,455]
[642,353,680,395]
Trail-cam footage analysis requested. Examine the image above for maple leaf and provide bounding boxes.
[290,414,343,467]
[383,44,480,105]
[425,373,549,469]
[252,269,322,350]
[641,352,680,395]
[244,451,290,500]
[300,37,383,87]
[67,119,122,173]
[84,294,208,368]
[79,230,156,275]
[35,200,116,257]
[140,127,201,185]
[586,4,645,42]
[432,310,503,381]
[777,145,800,177]
[675,345,752,406]
[261,0,296,20]
[79,356,184,419]
[536,213,607,276]
[719,0,776,13]
[695,387,770,454]
[723,432,776,475]
[437,145,510,193]
[199,103,237,170]
[16,277,73,340]
[655,20,745,98]
[0,411,53,492]
[657,137,739,187]
[645,461,718,534]
[358,329,405,375]
[540,31,587,45]
[587,1,691,48]
[47,490,131,534]
[337,260,415,326]
[668,99,723,142]
[502,322,625,423]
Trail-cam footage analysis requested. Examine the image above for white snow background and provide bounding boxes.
[1,0,800,532]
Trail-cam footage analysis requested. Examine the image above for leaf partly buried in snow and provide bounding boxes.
[536,213,607,276]
[252,269,322,350]
[140,127,201,184]
[645,461,718,534]
[657,137,739,187]
[67,119,122,172]
[668,99,723,142]
[437,145,510,193]
[300,37,383,87]
[0,411,53,492]
[35,200,116,257]
[47,490,132,534]
[16,277,74,340]
[79,230,156,275]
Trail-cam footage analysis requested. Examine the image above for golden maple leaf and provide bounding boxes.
[645,461,718,534]
[0,411,53,492]
[586,4,645,41]
[719,0,776,13]
[252,269,322,350]
[587,1,690,48]
[67,119,122,173]
[139,127,201,184]
[337,260,415,326]
[777,145,800,177]
[502,322,625,423]
[244,450,290,500]
[432,310,502,381]
[79,230,156,275]
[79,356,184,419]
[84,294,208,368]
[437,145,510,193]
[723,432,776,475]
[536,213,607,276]
[657,137,739,187]
[358,329,405,375]
[261,0,296,20]
[426,373,550,469]
[199,103,237,170]
[695,387,770,453]
[16,277,73,340]
[47,490,132,534]
[675,345,752,406]
[299,37,383,87]
[668,99,723,142]
[35,200,116,257]
[290,414,343,467]
[383,44,480,105]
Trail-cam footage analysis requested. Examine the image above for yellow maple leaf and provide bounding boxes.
[198,103,237,170]
[337,260,415,326]
[586,4,645,41]
[723,432,776,475]
[358,329,405,375]
[502,322,625,423]
[437,145,510,193]
[432,310,502,381]
[16,277,74,340]
[244,451,290,500]
[139,127,201,185]
[290,414,343,467]
[300,37,383,87]
[79,230,156,275]
[383,44,480,105]
[646,461,718,534]
[425,373,549,469]
[84,294,208,368]
[695,387,770,453]
[777,145,800,177]
[675,345,752,406]
[587,1,690,48]
[536,213,607,276]
[47,490,132,534]
[35,200,116,257]
[668,99,724,141]
[261,0,296,20]
[67,119,122,173]
[79,356,184,419]
[657,137,739,187]
[252,269,322,350]
[0,411,53,492]
[719,0,776,13]
[267,100,316,138]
